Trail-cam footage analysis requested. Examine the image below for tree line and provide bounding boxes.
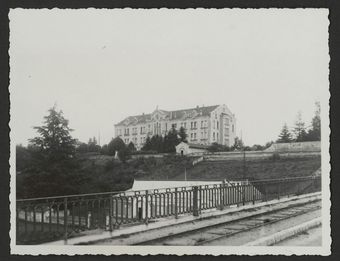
[277,102,321,143]
[15,106,192,198]
[16,103,321,198]
[140,126,187,153]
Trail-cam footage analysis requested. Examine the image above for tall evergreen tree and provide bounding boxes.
[164,127,180,153]
[127,142,136,152]
[306,102,321,141]
[155,135,164,152]
[178,127,188,143]
[22,106,80,197]
[149,135,164,153]
[29,106,76,164]
[293,111,308,142]
[142,136,152,151]
[277,123,292,143]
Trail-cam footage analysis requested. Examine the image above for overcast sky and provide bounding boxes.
[9,9,329,146]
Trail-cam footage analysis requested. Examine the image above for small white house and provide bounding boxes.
[175,142,209,156]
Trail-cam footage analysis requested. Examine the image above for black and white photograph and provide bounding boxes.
[9,8,330,255]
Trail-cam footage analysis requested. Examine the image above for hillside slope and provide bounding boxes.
[172,155,321,181]
[17,153,321,198]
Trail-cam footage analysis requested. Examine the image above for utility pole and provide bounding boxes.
[184,167,187,181]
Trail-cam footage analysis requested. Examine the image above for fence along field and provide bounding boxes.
[16,175,321,244]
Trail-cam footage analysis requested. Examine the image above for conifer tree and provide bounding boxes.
[24,106,80,197]
[164,126,180,153]
[127,142,136,152]
[142,136,152,151]
[306,102,321,141]
[178,127,188,143]
[29,105,76,164]
[293,112,308,142]
[277,123,292,143]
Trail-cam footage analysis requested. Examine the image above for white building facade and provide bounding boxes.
[114,105,236,150]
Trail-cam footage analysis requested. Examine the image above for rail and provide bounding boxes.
[16,175,321,244]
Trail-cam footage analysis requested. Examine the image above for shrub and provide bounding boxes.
[271,152,280,161]
[207,142,230,152]
[104,159,116,171]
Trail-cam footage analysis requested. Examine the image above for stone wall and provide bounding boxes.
[265,141,321,153]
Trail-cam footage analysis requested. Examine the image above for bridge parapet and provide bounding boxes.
[16,176,321,245]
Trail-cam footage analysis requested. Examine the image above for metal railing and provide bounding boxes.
[16,175,321,244]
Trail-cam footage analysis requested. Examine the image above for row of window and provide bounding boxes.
[117,120,209,136]
[117,121,234,137]
[212,120,220,129]
[124,136,147,145]
[118,127,234,140]
[190,133,197,140]
[174,120,206,130]
[117,125,151,136]
[213,132,219,141]
[124,131,232,146]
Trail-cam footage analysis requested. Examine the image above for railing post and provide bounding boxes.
[224,182,229,207]
[193,186,199,216]
[199,185,202,212]
[87,212,91,229]
[252,184,255,205]
[175,188,178,219]
[145,190,149,224]
[219,183,224,210]
[242,183,245,206]
[109,196,113,231]
[138,206,142,221]
[63,197,68,245]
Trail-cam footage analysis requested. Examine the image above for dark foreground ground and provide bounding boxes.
[17,153,321,199]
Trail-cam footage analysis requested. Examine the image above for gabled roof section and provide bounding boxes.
[187,143,210,149]
[115,105,220,126]
[169,105,219,120]
[115,113,152,126]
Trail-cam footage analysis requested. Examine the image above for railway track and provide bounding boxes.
[135,200,321,246]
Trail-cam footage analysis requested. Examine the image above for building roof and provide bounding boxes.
[115,105,219,126]
[187,143,210,149]
[115,114,152,126]
[126,180,222,191]
[169,105,219,120]
[176,142,209,150]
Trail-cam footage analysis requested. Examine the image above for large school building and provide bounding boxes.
[114,104,236,150]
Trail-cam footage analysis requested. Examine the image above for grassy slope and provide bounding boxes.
[74,154,195,193]
[181,155,321,181]
[17,153,321,198]
[80,154,321,191]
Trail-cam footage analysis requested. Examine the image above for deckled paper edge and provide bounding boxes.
[8,8,331,256]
